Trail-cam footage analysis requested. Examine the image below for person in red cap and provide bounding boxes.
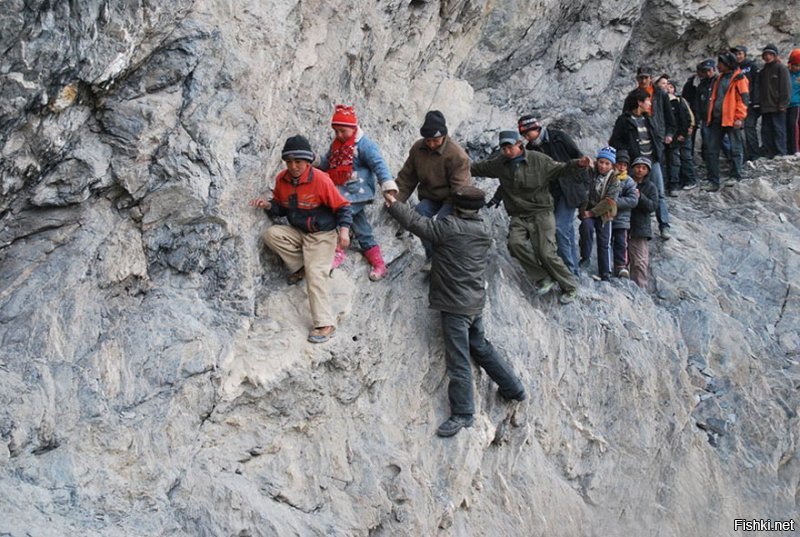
[787,49,800,155]
[318,104,396,280]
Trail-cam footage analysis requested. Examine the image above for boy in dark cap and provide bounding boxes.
[249,135,352,343]
[759,44,792,158]
[393,110,472,272]
[385,185,526,438]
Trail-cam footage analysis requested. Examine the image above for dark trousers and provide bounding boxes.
[440,312,524,416]
[666,137,696,189]
[611,227,628,272]
[744,108,760,160]
[579,217,613,278]
[706,123,744,184]
[787,107,800,155]
[761,111,788,158]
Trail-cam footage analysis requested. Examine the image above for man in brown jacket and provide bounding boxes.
[392,110,473,271]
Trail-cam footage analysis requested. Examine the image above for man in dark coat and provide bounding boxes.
[385,186,526,438]
[517,115,586,276]
[759,44,792,158]
[625,66,675,239]
[731,45,761,161]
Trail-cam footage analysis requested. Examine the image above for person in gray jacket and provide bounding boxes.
[385,186,526,438]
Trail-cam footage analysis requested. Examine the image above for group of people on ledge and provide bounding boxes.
[248,42,800,436]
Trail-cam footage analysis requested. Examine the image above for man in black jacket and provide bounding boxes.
[626,66,675,239]
[656,76,696,194]
[517,115,586,275]
[759,44,792,158]
[731,45,761,161]
[385,186,526,438]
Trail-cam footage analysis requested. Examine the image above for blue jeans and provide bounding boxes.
[553,194,579,276]
[440,311,524,416]
[579,217,613,279]
[649,159,670,230]
[706,123,744,184]
[415,199,453,259]
[350,202,377,251]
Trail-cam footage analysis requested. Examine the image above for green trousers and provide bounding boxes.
[507,213,578,293]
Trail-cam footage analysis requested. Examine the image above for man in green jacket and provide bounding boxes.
[473,131,593,304]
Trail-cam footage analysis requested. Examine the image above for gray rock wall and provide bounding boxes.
[1,1,799,535]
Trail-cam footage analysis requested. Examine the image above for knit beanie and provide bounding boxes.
[631,156,652,170]
[331,104,358,127]
[596,146,617,164]
[499,130,520,146]
[281,135,314,162]
[615,149,630,164]
[517,115,541,134]
[789,49,800,65]
[762,44,779,56]
[452,185,486,210]
[717,52,737,69]
[420,110,447,138]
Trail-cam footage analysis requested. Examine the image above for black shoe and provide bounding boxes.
[499,387,527,402]
[436,414,474,437]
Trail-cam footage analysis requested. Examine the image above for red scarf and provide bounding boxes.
[328,133,356,186]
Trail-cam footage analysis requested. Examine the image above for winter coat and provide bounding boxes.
[471,150,582,217]
[759,60,792,113]
[319,130,394,205]
[738,58,760,108]
[527,128,588,208]
[629,175,658,240]
[581,170,620,223]
[612,176,639,230]
[268,167,352,232]
[668,95,694,138]
[388,201,491,316]
[609,112,664,163]
[707,69,749,127]
[696,75,717,124]
[791,69,800,107]
[627,85,676,150]
[395,136,472,203]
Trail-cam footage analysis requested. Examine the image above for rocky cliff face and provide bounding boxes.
[1,1,799,535]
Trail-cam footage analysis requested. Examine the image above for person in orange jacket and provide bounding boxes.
[704,52,749,191]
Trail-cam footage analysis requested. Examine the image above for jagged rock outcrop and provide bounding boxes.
[1,1,799,535]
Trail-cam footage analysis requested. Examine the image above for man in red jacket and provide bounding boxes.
[250,135,352,343]
[704,52,749,191]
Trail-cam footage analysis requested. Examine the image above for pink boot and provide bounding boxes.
[363,245,387,281]
[331,247,347,270]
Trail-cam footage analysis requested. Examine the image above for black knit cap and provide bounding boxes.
[281,135,314,162]
[616,149,630,164]
[420,110,448,138]
[452,185,486,210]
[717,52,737,69]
